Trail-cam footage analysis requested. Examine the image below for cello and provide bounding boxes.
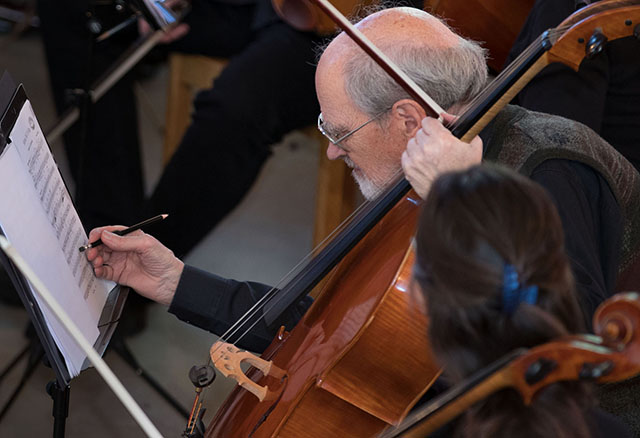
[381,292,640,437]
[195,1,640,437]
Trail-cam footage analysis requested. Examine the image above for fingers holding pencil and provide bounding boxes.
[79,214,168,252]
[82,219,184,305]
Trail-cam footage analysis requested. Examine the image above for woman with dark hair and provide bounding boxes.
[411,164,630,437]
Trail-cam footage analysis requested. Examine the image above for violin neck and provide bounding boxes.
[381,350,525,438]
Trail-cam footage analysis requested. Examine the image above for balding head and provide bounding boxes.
[336,7,459,52]
[317,8,457,92]
[315,7,487,200]
[317,7,487,117]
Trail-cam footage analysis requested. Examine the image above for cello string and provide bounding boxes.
[192,20,579,425]
[207,175,378,352]
[204,21,575,380]
[214,20,574,349]
[220,174,409,349]
[196,24,575,414]
[449,26,568,134]
[482,24,567,98]
[212,23,575,352]
[195,177,386,414]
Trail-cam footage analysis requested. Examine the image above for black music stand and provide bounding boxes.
[0,72,129,437]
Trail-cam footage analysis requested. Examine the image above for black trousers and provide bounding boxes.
[143,2,323,257]
[37,0,322,256]
[37,0,145,230]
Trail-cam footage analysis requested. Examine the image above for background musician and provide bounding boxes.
[87,6,639,356]
[506,0,640,171]
[411,164,632,438]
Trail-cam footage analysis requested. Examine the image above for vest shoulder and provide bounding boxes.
[499,105,607,149]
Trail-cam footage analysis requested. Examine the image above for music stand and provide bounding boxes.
[0,72,129,436]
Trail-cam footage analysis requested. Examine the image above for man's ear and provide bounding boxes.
[391,99,427,138]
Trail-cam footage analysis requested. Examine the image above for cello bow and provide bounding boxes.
[307,0,640,142]
[202,1,640,437]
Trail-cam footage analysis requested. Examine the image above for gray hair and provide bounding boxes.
[343,36,488,116]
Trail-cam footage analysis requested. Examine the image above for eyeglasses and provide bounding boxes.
[317,111,387,146]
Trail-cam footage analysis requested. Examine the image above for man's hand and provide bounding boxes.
[85,226,184,306]
[138,18,190,44]
[402,113,483,199]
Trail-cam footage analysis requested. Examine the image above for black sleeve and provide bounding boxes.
[168,265,312,352]
[589,407,633,438]
[529,159,622,328]
[506,0,609,135]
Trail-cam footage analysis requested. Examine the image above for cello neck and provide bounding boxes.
[450,34,551,142]
[260,0,640,329]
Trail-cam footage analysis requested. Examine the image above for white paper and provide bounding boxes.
[0,100,114,377]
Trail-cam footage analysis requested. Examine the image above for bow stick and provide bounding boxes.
[0,236,164,438]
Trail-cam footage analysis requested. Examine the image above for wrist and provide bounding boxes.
[158,258,185,306]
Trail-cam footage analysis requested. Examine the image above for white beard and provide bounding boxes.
[344,157,384,200]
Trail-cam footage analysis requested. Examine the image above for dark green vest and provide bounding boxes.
[483,105,640,282]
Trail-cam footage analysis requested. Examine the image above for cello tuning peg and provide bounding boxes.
[586,28,608,58]
[525,358,557,385]
[579,360,615,380]
[189,364,216,389]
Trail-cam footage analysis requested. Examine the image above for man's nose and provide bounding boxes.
[326,143,346,160]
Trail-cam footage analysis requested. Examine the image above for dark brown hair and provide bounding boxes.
[414,164,591,438]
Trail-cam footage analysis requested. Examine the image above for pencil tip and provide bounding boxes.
[78,246,87,252]
[161,214,169,219]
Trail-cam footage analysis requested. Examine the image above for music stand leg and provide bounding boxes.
[46,380,69,438]
[0,339,44,422]
[0,343,30,382]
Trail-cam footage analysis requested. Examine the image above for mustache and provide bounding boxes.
[343,157,356,169]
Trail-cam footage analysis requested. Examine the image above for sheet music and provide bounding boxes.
[0,100,114,376]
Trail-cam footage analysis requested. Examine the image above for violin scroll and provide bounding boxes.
[593,292,640,346]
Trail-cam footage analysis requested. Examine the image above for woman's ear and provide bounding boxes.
[391,99,428,138]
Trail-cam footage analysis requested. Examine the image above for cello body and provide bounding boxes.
[206,192,440,437]
[205,1,640,436]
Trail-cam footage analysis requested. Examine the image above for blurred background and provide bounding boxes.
[0,1,323,435]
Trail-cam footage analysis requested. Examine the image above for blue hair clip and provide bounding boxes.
[501,264,538,315]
